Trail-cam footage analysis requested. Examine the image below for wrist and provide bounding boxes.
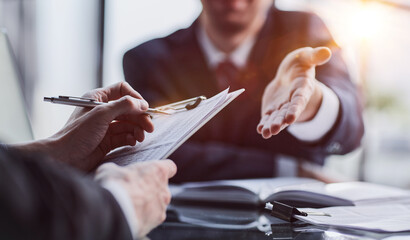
[9,137,57,160]
[44,135,67,163]
[95,164,140,239]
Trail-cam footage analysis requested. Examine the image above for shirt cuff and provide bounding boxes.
[101,180,139,239]
[287,82,340,142]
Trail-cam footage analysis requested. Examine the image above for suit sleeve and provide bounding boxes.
[266,13,364,163]
[169,141,278,183]
[305,14,365,156]
[0,145,133,240]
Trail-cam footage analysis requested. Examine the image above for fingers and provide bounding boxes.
[159,159,178,179]
[108,121,147,142]
[103,82,144,101]
[83,83,151,120]
[95,133,135,158]
[98,120,153,156]
[268,105,288,134]
[285,93,307,124]
[285,77,314,123]
[116,114,154,134]
[110,133,137,148]
[257,114,269,134]
[115,114,154,134]
[129,160,177,179]
[81,82,144,103]
[110,95,149,113]
[104,96,154,133]
[257,83,313,138]
[147,160,176,208]
[258,103,290,139]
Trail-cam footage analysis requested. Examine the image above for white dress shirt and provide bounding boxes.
[101,180,139,239]
[197,26,340,142]
[95,164,140,239]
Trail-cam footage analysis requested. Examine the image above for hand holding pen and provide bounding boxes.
[43,82,156,171]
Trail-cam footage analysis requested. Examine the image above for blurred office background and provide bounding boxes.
[1,0,410,187]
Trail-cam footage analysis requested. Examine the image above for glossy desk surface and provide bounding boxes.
[148,204,410,240]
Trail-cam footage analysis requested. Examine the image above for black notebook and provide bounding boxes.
[170,177,410,208]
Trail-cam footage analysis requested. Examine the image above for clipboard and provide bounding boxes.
[105,88,245,165]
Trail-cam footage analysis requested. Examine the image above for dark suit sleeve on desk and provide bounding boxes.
[169,141,276,183]
[0,146,133,240]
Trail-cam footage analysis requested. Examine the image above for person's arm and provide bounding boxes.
[257,12,364,156]
[0,145,176,240]
[257,45,363,156]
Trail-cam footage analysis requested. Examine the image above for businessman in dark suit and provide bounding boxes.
[123,0,364,182]
[0,82,177,239]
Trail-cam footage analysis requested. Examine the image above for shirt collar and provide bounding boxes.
[197,25,256,69]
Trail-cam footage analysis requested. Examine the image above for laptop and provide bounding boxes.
[0,28,33,143]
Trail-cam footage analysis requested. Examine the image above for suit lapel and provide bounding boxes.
[248,5,284,84]
[171,20,219,99]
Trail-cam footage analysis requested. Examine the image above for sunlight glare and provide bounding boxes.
[350,3,386,41]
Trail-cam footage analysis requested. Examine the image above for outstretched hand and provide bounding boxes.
[257,47,332,139]
[50,82,154,171]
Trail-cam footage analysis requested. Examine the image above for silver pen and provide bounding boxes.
[44,96,170,115]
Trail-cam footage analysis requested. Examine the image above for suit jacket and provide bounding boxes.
[123,6,364,183]
[0,145,132,240]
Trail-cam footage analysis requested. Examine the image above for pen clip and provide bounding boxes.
[156,96,206,112]
[265,201,307,222]
[265,201,331,222]
[59,95,97,102]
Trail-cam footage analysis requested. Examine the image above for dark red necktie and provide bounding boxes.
[214,60,241,91]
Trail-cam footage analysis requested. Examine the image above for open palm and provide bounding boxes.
[257,47,332,139]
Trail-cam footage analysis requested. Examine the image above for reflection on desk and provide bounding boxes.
[148,203,410,240]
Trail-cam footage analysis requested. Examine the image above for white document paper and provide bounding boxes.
[105,88,244,166]
[296,204,410,233]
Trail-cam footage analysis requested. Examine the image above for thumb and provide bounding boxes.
[310,47,332,66]
[161,159,177,178]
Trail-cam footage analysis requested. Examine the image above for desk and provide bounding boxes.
[148,204,410,240]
